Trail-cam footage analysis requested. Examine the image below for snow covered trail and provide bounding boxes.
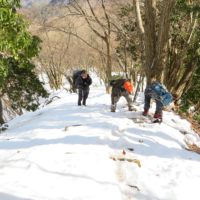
[1,75,200,200]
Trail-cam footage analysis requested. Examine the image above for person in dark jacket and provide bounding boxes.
[75,70,92,106]
[110,79,136,112]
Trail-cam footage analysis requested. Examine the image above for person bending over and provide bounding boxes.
[75,70,92,106]
[110,76,136,112]
[142,81,173,119]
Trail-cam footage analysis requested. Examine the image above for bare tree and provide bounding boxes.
[67,0,115,93]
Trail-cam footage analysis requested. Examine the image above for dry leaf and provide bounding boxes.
[128,148,134,151]
[65,126,70,131]
[17,151,20,153]
[156,174,160,176]
[123,150,126,155]
[171,119,177,123]
[139,140,143,143]
[180,131,187,135]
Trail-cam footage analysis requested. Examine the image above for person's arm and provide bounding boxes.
[87,76,92,86]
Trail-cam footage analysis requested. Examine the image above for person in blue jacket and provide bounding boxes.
[142,81,173,119]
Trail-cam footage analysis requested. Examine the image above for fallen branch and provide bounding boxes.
[109,157,141,167]
[128,185,140,191]
[65,124,90,131]
[184,140,200,155]
[43,96,61,107]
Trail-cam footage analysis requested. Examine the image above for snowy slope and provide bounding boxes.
[0,74,200,200]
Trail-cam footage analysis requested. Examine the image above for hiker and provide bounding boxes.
[109,75,136,112]
[142,81,173,119]
[74,70,92,106]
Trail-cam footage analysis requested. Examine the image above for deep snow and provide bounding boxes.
[0,74,200,200]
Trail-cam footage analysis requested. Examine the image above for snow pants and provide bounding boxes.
[144,94,163,115]
[78,88,89,105]
[111,91,134,112]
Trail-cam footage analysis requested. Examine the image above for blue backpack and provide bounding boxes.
[145,81,173,106]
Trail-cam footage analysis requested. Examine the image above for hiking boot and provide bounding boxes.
[111,104,116,112]
[154,114,163,119]
[83,100,86,106]
[153,118,163,124]
[142,110,149,116]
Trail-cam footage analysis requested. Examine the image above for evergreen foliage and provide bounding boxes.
[0,0,49,123]
[0,0,34,85]
[180,63,200,124]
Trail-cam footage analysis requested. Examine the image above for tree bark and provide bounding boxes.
[144,0,156,85]
[133,0,146,82]
[175,56,198,96]
[106,38,112,94]
[152,0,175,82]
[65,75,77,93]
[0,99,5,125]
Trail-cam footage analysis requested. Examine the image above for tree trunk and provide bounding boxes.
[106,84,111,94]
[65,75,77,93]
[106,39,112,94]
[0,99,5,125]
[142,75,145,92]
[144,0,156,85]
[152,0,175,82]
[133,73,143,102]
[175,56,198,96]
[133,0,146,82]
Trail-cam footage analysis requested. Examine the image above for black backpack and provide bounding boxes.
[72,70,82,85]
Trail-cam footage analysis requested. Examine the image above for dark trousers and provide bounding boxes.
[144,94,163,115]
[78,88,89,105]
[111,91,134,112]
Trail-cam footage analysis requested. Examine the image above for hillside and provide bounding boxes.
[0,74,200,200]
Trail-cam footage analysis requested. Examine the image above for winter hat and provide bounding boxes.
[81,70,87,74]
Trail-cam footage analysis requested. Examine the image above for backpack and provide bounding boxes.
[145,81,173,106]
[108,75,125,87]
[72,69,82,85]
